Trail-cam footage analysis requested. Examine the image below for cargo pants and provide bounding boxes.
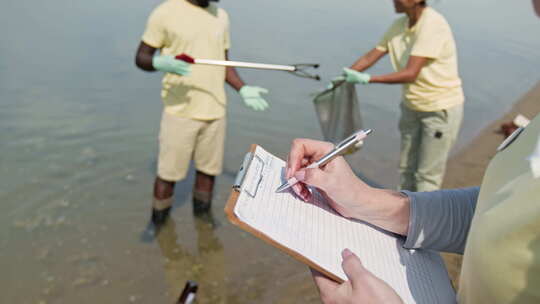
[398,103,464,192]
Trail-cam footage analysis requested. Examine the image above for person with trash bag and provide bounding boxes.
[286,2,540,302]
[135,0,270,226]
[332,0,464,192]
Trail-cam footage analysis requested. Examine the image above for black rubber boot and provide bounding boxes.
[151,197,173,227]
[192,190,212,216]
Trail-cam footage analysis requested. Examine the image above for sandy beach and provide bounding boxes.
[441,81,540,287]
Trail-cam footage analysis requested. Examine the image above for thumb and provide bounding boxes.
[295,167,329,191]
[341,249,366,289]
[342,67,353,76]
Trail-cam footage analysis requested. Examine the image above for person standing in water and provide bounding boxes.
[135,0,270,225]
[334,0,464,191]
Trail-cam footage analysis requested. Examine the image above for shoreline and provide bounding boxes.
[441,81,540,287]
[444,80,540,189]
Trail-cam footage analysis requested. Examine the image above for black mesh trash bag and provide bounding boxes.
[313,80,364,148]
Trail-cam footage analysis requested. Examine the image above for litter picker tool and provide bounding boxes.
[175,53,320,81]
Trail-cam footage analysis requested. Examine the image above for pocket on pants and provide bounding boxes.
[424,105,463,140]
[422,111,449,138]
[441,109,448,122]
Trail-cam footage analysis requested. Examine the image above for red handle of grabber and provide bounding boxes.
[175,53,195,64]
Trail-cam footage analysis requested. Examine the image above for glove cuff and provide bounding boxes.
[152,55,171,72]
[239,85,250,95]
[364,73,372,84]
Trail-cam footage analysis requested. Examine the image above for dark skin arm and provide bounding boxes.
[369,55,429,84]
[135,43,246,91]
[350,48,387,72]
[349,48,428,84]
[224,50,245,91]
[135,41,158,71]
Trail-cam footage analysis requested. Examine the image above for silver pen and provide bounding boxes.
[276,129,373,193]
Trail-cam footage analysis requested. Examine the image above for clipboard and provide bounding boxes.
[225,144,343,282]
[225,145,456,303]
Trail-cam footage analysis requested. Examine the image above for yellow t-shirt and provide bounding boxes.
[142,0,231,120]
[376,7,464,112]
[458,114,540,303]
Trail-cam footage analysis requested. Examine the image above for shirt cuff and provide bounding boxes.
[375,45,388,52]
[141,37,163,49]
[401,190,423,249]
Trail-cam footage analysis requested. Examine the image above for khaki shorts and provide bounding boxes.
[158,112,226,181]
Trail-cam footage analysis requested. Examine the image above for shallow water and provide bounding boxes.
[1,0,539,303]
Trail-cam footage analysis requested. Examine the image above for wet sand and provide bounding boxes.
[441,81,540,288]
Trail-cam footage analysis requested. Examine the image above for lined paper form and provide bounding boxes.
[234,146,456,304]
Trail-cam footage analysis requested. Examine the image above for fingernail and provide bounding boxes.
[292,183,302,197]
[300,187,309,201]
[286,167,291,179]
[294,170,306,182]
[303,189,312,202]
[342,249,353,259]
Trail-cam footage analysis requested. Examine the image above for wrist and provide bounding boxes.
[365,74,375,83]
[353,185,410,235]
[152,55,176,73]
[151,55,161,70]
[383,190,410,235]
[349,180,379,219]
[365,73,372,84]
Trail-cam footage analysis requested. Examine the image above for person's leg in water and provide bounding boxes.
[192,117,226,216]
[152,176,176,225]
[152,113,203,226]
[193,171,215,215]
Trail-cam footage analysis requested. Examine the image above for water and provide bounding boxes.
[1,0,539,302]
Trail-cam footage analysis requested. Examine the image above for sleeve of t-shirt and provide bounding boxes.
[141,8,167,49]
[375,21,398,52]
[401,187,480,254]
[410,19,448,59]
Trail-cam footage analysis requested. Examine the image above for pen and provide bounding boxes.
[276,129,373,193]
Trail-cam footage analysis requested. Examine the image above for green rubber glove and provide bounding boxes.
[343,67,371,84]
[327,75,346,89]
[152,55,191,76]
[239,86,269,111]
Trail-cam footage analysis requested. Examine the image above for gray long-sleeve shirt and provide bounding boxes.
[401,187,480,254]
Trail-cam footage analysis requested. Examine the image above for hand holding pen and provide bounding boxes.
[281,130,374,217]
[278,129,372,193]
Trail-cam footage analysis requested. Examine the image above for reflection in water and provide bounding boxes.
[157,213,226,303]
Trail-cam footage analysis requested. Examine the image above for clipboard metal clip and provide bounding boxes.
[233,152,254,191]
[233,151,265,197]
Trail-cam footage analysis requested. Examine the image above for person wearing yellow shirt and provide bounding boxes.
[285,2,540,302]
[335,0,464,192]
[135,0,270,225]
